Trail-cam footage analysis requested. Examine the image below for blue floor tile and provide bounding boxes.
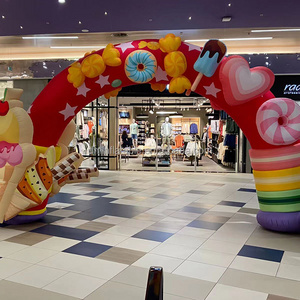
[218,201,246,207]
[80,184,111,189]
[31,225,98,240]
[63,242,111,257]
[238,245,284,263]
[132,229,173,242]
[187,220,223,230]
[153,194,175,200]
[40,215,64,224]
[85,192,110,197]
[181,206,208,214]
[238,188,256,193]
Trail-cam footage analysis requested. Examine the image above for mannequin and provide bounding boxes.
[161,117,172,148]
[130,119,139,148]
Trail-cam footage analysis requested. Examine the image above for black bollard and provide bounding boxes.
[145,266,163,300]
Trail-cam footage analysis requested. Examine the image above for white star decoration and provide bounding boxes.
[116,42,135,53]
[185,43,201,52]
[27,105,32,114]
[155,67,168,82]
[96,75,110,88]
[59,103,77,121]
[77,82,90,97]
[204,82,221,98]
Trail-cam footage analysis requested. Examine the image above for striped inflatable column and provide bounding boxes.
[250,144,300,232]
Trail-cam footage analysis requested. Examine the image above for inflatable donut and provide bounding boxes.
[125,50,157,83]
[256,98,300,145]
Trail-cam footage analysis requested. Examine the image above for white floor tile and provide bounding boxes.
[164,233,206,248]
[93,215,129,224]
[281,251,300,267]
[7,265,67,288]
[173,260,226,283]
[85,233,128,246]
[44,272,106,299]
[230,256,279,276]
[104,225,142,237]
[52,218,88,228]
[47,202,74,209]
[71,195,98,201]
[117,237,160,252]
[206,284,268,300]
[8,247,58,264]
[39,252,128,280]
[118,219,155,229]
[133,253,184,273]
[150,243,197,259]
[177,227,215,239]
[0,228,25,241]
[34,237,80,251]
[200,239,244,255]
[0,241,28,257]
[0,258,31,279]
[209,205,241,213]
[277,263,300,281]
[188,248,236,267]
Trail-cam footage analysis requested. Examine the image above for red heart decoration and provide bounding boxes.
[0,101,9,116]
[220,56,275,106]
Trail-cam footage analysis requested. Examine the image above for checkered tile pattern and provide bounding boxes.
[0,171,299,300]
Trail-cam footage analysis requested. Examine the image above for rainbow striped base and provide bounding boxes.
[250,144,300,213]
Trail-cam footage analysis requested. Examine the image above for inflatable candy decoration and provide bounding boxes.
[256,98,300,146]
[0,33,295,232]
[220,56,275,105]
[150,83,167,92]
[188,40,227,95]
[125,50,157,83]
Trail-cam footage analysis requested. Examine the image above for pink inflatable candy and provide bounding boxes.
[256,98,300,145]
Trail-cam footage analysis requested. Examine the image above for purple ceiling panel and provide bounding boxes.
[0,0,299,36]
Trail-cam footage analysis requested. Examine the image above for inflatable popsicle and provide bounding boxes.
[186,40,227,95]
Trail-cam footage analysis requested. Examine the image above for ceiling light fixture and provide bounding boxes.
[170,115,183,118]
[22,36,78,39]
[189,16,192,20]
[222,16,232,22]
[82,29,89,33]
[228,3,232,6]
[58,0,66,3]
[104,11,108,15]
[1,15,5,19]
[50,46,105,49]
[185,37,273,42]
[251,28,300,32]
[20,26,23,29]
[78,21,82,24]
[156,111,177,114]
[149,109,154,114]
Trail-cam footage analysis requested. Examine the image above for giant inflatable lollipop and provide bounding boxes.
[0,34,299,232]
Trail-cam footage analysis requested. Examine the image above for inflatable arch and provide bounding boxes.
[0,34,300,232]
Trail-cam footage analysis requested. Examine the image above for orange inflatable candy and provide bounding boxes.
[151,83,167,92]
[164,51,187,78]
[81,54,106,78]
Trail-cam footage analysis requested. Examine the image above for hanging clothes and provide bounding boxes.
[174,135,184,148]
[190,123,198,134]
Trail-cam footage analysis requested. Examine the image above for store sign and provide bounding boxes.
[271,75,300,100]
[283,84,300,95]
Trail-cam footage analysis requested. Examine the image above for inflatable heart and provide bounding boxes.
[220,56,275,105]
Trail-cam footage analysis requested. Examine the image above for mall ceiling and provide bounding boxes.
[0,0,299,36]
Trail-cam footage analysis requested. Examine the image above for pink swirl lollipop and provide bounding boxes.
[256,98,300,145]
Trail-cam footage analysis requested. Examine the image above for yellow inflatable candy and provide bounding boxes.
[81,54,106,78]
[104,88,122,99]
[150,83,167,92]
[169,76,191,94]
[103,44,122,67]
[159,33,181,53]
[164,51,187,78]
[67,63,85,88]
[139,41,160,50]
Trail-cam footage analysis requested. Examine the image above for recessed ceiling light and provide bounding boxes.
[104,11,108,15]
[50,46,105,49]
[156,111,177,114]
[58,0,65,3]
[22,36,78,39]
[78,21,81,24]
[1,15,5,19]
[228,3,232,6]
[189,16,192,20]
[222,16,232,22]
[251,28,300,32]
[20,26,23,29]
[82,29,89,33]
[185,37,273,42]
[149,18,153,22]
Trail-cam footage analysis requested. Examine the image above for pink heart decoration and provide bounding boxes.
[220,56,275,106]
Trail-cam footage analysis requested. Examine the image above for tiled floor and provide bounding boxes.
[0,171,300,299]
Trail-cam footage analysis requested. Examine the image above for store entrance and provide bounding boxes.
[118,93,238,173]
